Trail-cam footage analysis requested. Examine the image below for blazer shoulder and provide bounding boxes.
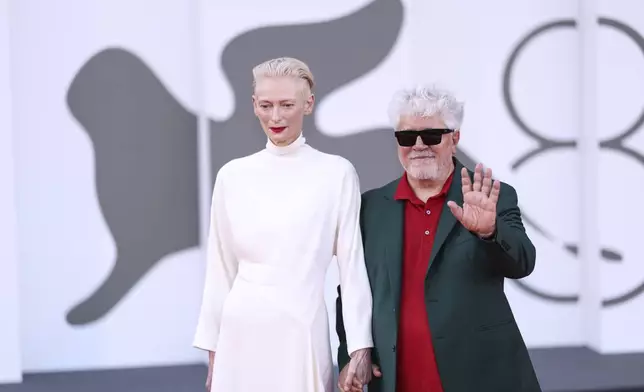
[495,180,521,211]
[361,187,380,204]
[498,180,518,199]
[361,177,400,202]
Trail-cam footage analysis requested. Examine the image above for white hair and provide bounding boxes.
[388,84,464,130]
[252,57,315,94]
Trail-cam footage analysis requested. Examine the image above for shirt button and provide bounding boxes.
[424,230,430,235]
[426,210,431,215]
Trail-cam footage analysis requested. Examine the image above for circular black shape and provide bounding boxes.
[501,17,644,307]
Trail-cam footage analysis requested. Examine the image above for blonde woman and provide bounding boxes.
[193,57,374,392]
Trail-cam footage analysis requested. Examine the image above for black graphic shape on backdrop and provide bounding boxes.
[64,0,405,325]
[208,0,404,190]
[502,17,644,307]
[66,48,201,325]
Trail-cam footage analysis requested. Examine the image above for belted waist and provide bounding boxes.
[237,262,290,286]
[233,261,327,325]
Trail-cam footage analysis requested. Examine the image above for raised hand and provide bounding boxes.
[447,163,500,238]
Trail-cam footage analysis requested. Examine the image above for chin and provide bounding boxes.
[407,166,440,180]
[270,133,294,146]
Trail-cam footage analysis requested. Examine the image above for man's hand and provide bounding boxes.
[338,348,381,391]
[205,351,215,391]
[447,163,500,238]
[338,363,363,392]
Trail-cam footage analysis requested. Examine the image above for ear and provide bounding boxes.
[451,130,460,152]
[303,94,315,115]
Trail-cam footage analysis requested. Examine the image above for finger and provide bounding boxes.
[447,201,463,222]
[343,371,356,389]
[489,180,501,203]
[489,180,501,204]
[373,365,383,377]
[473,163,483,192]
[461,167,472,194]
[356,373,370,385]
[481,167,492,197]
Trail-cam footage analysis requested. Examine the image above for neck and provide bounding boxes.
[408,163,454,202]
[265,132,306,156]
[270,131,301,147]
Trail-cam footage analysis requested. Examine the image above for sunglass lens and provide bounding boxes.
[395,132,417,146]
[421,134,443,145]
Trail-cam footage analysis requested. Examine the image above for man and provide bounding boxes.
[335,85,541,392]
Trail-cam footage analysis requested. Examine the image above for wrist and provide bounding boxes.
[350,347,371,358]
[478,226,496,240]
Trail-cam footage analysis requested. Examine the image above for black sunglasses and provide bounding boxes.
[394,129,454,147]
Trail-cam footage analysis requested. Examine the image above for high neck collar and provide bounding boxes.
[265,132,306,156]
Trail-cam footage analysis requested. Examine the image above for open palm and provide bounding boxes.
[447,164,500,237]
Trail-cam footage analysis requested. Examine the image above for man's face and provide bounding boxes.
[396,115,460,181]
[252,76,314,147]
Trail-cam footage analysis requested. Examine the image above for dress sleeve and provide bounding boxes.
[334,162,374,355]
[193,168,238,352]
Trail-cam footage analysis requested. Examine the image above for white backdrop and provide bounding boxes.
[595,0,644,353]
[0,0,22,383]
[10,0,204,372]
[4,0,644,380]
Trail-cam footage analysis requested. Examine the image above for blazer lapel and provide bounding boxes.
[381,179,405,308]
[427,160,465,274]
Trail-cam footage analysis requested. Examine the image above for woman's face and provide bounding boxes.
[252,76,314,146]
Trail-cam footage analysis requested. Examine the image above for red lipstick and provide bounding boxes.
[270,127,286,133]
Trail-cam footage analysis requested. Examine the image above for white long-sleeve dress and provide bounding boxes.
[193,134,373,392]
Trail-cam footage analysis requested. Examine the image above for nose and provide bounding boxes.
[271,107,281,122]
[413,136,428,149]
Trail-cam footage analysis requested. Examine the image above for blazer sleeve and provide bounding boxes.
[483,183,536,279]
[334,162,374,357]
[193,167,238,352]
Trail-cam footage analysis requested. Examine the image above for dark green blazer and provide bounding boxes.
[336,160,542,392]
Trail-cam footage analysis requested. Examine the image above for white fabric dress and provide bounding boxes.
[193,134,373,392]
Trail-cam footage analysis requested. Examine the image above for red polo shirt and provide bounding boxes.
[394,171,453,392]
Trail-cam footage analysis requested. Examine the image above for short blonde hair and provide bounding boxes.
[252,57,315,94]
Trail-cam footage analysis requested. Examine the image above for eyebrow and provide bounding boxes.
[257,99,297,103]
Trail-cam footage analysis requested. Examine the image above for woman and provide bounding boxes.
[193,57,374,392]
